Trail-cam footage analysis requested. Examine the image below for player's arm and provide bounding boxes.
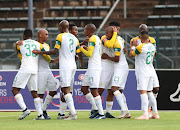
[80,37,95,57]
[129,44,144,58]
[16,44,22,60]
[80,36,89,46]
[102,31,117,48]
[101,40,120,62]
[76,39,83,67]
[50,57,59,63]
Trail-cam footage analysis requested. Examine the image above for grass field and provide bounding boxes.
[0,111,180,130]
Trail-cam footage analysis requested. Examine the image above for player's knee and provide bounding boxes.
[153,87,159,94]
[12,87,18,96]
[81,86,87,94]
[49,91,57,97]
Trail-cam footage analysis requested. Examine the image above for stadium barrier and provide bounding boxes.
[0,70,179,111]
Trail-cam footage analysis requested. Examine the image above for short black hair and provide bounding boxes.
[109,21,120,27]
[23,29,33,38]
[69,23,77,30]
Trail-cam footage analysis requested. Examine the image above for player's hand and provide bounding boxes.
[102,38,107,43]
[54,57,59,63]
[102,53,109,59]
[81,45,87,50]
[112,26,117,32]
[85,36,90,42]
[32,49,41,54]
[123,47,127,54]
[132,39,138,46]
[16,40,23,46]
[75,55,79,61]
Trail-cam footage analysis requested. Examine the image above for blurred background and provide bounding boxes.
[0,0,179,70]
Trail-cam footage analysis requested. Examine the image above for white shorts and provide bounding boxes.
[60,69,75,88]
[37,71,57,94]
[137,75,153,91]
[82,69,101,88]
[13,72,37,91]
[99,70,113,89]
[111,69,129,90]
[152,72,160,88]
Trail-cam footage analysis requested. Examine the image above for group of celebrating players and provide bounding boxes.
[12,20,160,120]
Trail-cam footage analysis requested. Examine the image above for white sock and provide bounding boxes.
[64,93,76,115]
[59,101,68,115]
[34,97,43,116]
[40,98,43,110]
[106,101,113,113]
[122,93,129,112]
[140,93,148,115]
[42,95,53,111]
[15,93,27,111]
[85,93,98,110]
[113,90,126,111]
[94,95,104,115]
[147,92,158,113]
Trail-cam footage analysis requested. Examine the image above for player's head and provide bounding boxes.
[84,23,96,36]
[139,24,148,34]
[109,21,120,33]
[59,20,69,33]
[37,29,49,42]
[105,26,113,40]
[69,23,78,37]
[23,29,33,40]
[140,30,149,43]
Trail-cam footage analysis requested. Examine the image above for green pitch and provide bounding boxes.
[0,111,180,130]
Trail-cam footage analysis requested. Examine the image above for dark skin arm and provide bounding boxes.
[129,49,134,58]
[78,52,83,68]
[80,37,89,46]
[51,57,59,63]
[32,48,58,55]
[102,53,119,62]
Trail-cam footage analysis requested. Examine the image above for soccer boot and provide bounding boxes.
[124,112,131,118]
[33,115,45,120]
[117,111,129,119]
[64,114,77,120]
[89,110,99,119]
[135,114,149,120]
[105,112,115,118]
[93,114,106,119]
[43,111,51,119]
[18,109,31,120]
[57,113,65,119]
[151,113,160,119]
[65,112,71,119]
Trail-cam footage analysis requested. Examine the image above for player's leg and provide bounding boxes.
[89,70,105,119]
[42,73,57,119]
[28,74,44,120]
[135,76,149,120]
[57,89,67,119]
[12,72,31,120]
[61,70,77,120]
[147,77,159,119]
[105,89,115,118]
[81,71,98,117]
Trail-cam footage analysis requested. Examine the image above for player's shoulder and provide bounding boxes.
[101,35,106,41]
[89,35,97,42]
[117,36,124,43]
[149,36,156,43]
[130,36,140,42]
[43,42,50,49]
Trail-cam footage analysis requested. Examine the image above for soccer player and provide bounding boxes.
[100,26,130,119]
[129,30,159,120]
[98,21,131,118]
[12,29,51,120]
[130,24,160,118]
[80,23,105,119]
[32,20,81,120]
[36,29,59,119]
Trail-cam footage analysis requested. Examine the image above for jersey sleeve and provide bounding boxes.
[103,32,117,48]
[17,45,22,60]
[39,44,51,63]
[132,43,144,56]
[113,39,121,56]
[101,35,106,46]
[54,34,63,49]
[76,39,81,53]
[149,37,156,50]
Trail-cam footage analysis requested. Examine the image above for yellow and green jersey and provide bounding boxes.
[54,32,81,70]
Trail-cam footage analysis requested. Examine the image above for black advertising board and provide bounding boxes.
[157,70,180,110]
